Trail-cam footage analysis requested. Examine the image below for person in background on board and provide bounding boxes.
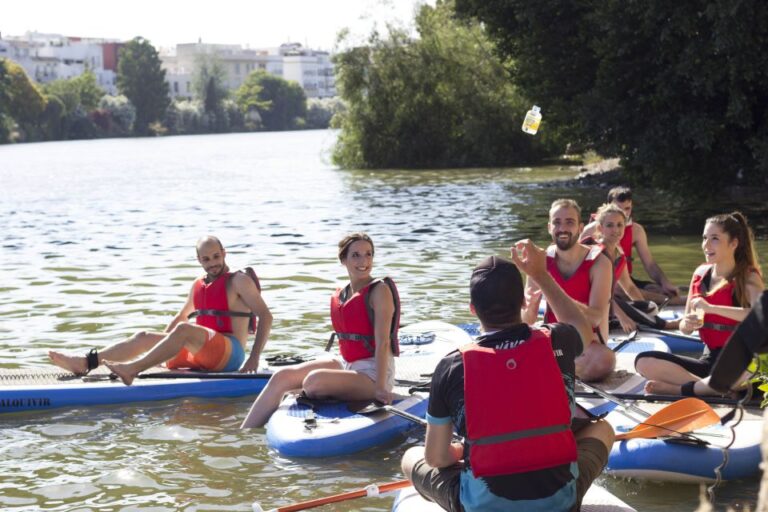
[240,232,399,428]
[401,241,614,512]
[581,203,654,333]
[49,236,273,385]
[635,212,763,396]
[522,199,615,382]
[581,186,683,305]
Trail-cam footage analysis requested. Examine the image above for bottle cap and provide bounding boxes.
[532,105,540,113]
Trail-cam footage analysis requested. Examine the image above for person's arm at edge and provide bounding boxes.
[370,281,395,404]
[234,272,273,372]
[425,422,463,468]
[634,223,678,295]
[617,265,645,301]
[512,239,592,351]
[580,220,598,242]
[584,254,612,331]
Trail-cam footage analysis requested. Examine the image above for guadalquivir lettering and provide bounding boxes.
[0,397,51,408]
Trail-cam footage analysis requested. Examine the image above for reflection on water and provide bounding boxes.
[1,130,765,510]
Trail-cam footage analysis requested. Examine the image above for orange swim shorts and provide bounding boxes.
[166,330,245,372]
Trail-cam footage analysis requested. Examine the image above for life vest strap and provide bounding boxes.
[336,332,375,355]
[468,423,571,446]
[702,322,737,332]
[189,309,254,319]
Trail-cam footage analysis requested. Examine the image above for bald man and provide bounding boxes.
[49,236,273,384]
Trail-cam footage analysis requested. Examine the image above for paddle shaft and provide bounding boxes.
[637,325,702,342]
[258,479,411,512]
[576,391,750,407]
[577,380,650,418]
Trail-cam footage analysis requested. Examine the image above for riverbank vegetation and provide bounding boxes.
[332,0,768,189]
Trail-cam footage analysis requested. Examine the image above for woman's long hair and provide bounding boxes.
[706,212,762,306]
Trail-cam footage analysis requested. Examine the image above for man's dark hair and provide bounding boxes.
[470,256,524,327]
[607,186,632,203]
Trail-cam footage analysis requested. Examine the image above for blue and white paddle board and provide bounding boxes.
[0,367,274,414]
[605,403,762,483]
[265,321,473,458]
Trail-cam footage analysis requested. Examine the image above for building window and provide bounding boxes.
[174,81,179,93]
[186,81,191,92]
[235,62,240,74]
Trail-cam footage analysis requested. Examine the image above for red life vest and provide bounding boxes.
[621,220,634,274]
[190,267,261,334]
[690,264,740,350]
[459,327,577,478]
[579,237,626,292]
[544,244,604,323]
[330,277,401,363]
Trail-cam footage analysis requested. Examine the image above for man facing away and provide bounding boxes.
[49,235,273,384]
[581,186,682,304]
[401,240,614,512]
[523,198,616,382]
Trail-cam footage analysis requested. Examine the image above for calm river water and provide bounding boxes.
[1,130,766,511]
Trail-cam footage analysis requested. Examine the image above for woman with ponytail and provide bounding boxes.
[636,212,764,396]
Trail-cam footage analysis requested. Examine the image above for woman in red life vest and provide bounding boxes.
[583,203,647,333]
[241,233,400,428]
[636,212,763,396]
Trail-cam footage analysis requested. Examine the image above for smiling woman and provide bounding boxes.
[240,232,401,428]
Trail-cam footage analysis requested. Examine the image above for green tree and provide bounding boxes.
[43,71,105,113]
[192,54,228,114]
[0,58,47,142]
[332,1,545,169]
[117,37,170,135]
[236,70,306,131]
[454,0,768,190]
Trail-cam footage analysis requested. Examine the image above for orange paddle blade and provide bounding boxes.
[271,479,411,512]
[616,398,720,441]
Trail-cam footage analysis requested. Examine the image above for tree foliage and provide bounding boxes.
[192,54,228,114]
[43,70,105,114]
[332,1,547,169]
[117,37,170,135]
[454,0,768,189]
[236,70,306,131]
[0,58,47,142]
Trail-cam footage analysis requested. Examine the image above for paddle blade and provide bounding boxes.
[615,398,720,440]
[267,479,412,511]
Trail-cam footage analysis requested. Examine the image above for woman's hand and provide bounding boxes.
[680,312,703,334]
[690,296,712,313]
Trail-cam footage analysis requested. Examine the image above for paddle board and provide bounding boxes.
[391,483,636,512]
[605,402,763,483]
[265,321,473,458]
[0,367,275,415]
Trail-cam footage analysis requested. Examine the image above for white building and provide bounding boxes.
[161,42,335,100]
[0,32,120,94]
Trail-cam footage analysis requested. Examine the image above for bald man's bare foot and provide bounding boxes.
[49,351,89,375]
[644,380,682,395]
[104,361,136,386]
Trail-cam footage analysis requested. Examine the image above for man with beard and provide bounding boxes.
[522,199,615,381]
[49,236,273,385]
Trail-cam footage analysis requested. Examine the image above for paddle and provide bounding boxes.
[614,296,667,329]
[636,324,703,343]
[575,390,752,408]
[578,380,721,441]
[355,401,465,442]
[615,397,721,441]
[252,479,412,512]
[137,371,274,380]
[610,329,638,353]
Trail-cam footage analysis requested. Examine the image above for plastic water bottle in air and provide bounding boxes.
[522,105,542,135]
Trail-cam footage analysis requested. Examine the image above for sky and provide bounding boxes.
[1,0,431,51]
